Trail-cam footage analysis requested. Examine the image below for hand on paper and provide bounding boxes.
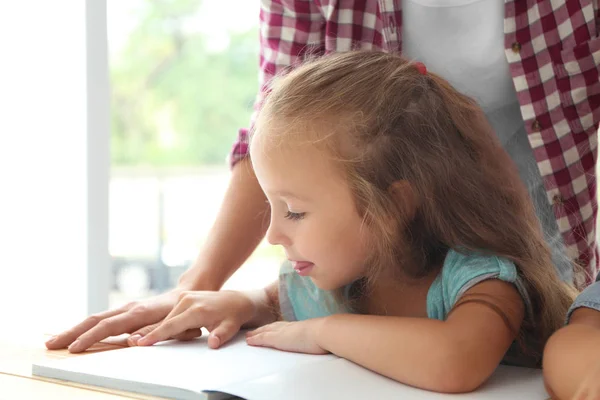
[137,290,255,349]
[246,319,328,355]
[46,289,183,353]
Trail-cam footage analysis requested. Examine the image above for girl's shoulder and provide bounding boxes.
[429,249,539,367]
[441,249,518,285]
[427,249,530,320]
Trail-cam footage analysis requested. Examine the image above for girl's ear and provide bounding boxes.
[388,180,419,220]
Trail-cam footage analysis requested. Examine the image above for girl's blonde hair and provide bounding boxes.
[253,51,576,361]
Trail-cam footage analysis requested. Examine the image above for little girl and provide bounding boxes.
[543,281,600,399]
[137,52,575,393]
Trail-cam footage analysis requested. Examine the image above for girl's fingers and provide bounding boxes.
[246,332,276,347]
[138,311,207,346]
[245,321,280,338]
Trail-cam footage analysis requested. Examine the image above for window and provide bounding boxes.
[108,0,283,307]
[0,1,110,334]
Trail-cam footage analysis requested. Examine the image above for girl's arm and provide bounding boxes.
[543,307,600,400]
[316,279,524,393]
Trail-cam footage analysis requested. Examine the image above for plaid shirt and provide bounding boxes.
[230,0,600,287]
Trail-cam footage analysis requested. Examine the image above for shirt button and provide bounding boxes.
[531,120,541,131]
[552,194,564,206]
[511,42,522,53]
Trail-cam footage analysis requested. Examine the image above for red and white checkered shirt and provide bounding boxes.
[230,0,600,287]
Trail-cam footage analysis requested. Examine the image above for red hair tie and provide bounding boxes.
[414,62,427,75]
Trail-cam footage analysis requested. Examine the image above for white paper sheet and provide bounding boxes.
[33,334,334,399]
[33,333,548,400]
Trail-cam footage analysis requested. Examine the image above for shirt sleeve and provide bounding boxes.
[566,280,600,323]
[427,250,533,322]
[229,0,326,167]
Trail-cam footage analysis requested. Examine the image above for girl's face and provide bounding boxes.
[250,133,371,291]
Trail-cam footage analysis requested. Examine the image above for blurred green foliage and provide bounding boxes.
[110,0,259,166]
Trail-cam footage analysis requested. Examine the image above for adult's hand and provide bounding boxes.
[45,289,183,353]
[46,157,271,353]
[137,290,256,349]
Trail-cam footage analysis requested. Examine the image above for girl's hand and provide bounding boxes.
[571,361,600,400]
[245,319,328,355]
[137,290,255,349]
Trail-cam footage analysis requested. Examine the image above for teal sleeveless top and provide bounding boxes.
[278,249,538,367]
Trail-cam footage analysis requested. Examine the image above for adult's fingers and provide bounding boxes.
[172,328,203,342]
[129,326,202,346]
[129,293,207,346]
[161,291,199,321]
[127,322,161,346]
[134,293,202,344]
[45,307,126,350]
[68,307,164,353]
[138,311,205,346]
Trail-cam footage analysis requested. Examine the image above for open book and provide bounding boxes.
[33,333,548,400]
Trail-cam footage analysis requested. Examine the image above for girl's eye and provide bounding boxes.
[284,211,306,221]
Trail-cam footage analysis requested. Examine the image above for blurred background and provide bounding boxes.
[0,0,282,338]
[2,0,597,339]
[106,0,282,308]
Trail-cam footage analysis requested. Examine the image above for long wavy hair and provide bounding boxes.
[253,51,576,361]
